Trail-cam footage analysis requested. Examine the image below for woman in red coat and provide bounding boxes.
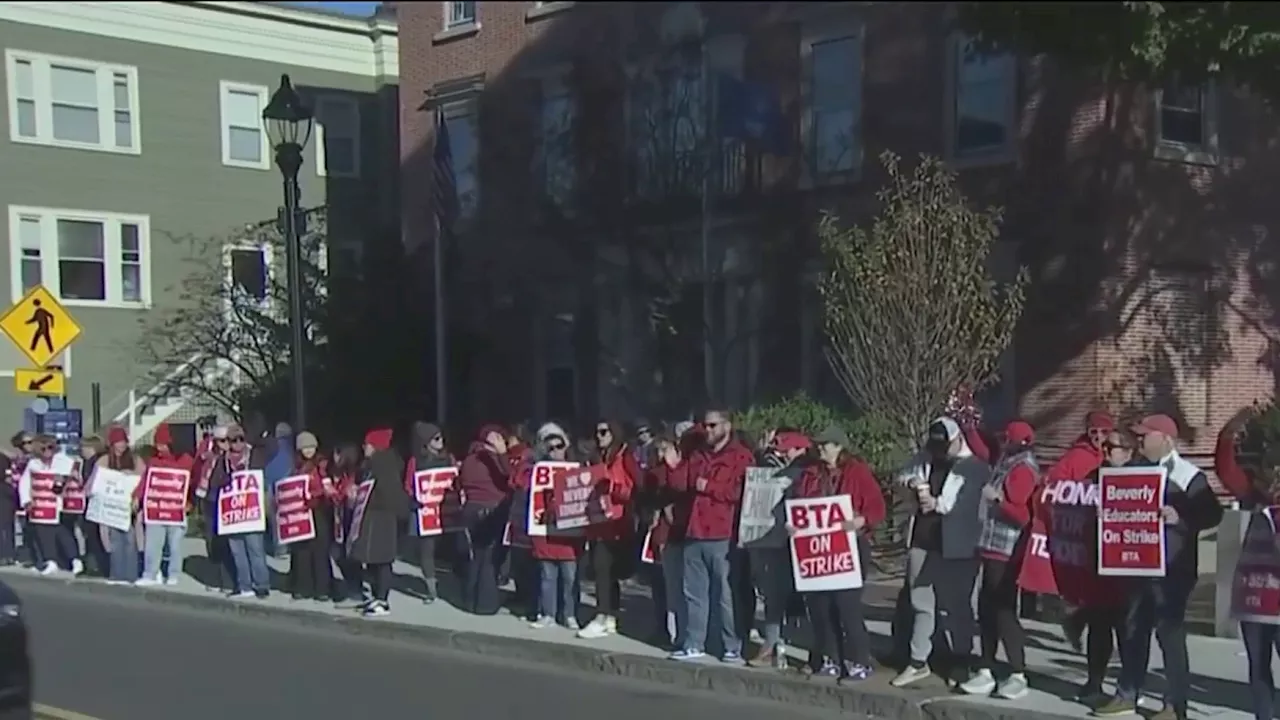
[789,424,885,681]
[529,423,586,630]
[577,419,639,639]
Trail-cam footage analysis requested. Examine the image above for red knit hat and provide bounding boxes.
[364,428,393,451]
[106,426,129,446]
[153,423,172,446]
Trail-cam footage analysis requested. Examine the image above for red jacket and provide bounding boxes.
[1046,437,1103,483]
[1216,424,1267,506]
[134,450,194,504]
[795,456,886,531]
[673,438,753,541]
[587,444,639,542]
[294,457,330,508]
[458,443,510,507]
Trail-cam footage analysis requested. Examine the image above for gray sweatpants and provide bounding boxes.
[906,547,979,666]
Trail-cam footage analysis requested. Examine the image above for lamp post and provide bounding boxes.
[262,74,314,431]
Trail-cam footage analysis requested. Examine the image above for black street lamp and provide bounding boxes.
[262,74,314,431]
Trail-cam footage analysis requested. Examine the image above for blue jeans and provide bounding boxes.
[107,528,136,582]
[662,542,687,647]
[227,532,270,593]
[538,560,577,624]
[143,524,185,581]
[681,539,739,655]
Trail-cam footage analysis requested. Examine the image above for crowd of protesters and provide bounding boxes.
[2,401,1280,720]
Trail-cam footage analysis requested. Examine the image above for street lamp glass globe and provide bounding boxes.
[262,73,314,150]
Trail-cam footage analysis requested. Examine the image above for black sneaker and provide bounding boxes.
[254,590,269,599]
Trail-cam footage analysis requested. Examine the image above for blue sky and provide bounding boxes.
[288,2,381,16]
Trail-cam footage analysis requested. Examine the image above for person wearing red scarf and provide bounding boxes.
[329,441,366,607]
[287,431,336,602]
[457,424,511,615]
[135,424,194,587]
[208,424,270,598]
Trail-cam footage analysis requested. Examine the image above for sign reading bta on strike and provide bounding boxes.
[0,285,81,396]
[217,470,267,536]
[784,495,864,592]
[1097,466,1167,577]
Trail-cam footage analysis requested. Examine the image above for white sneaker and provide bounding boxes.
[230,590,255,599]
[38,561,57,575]
[363,601,390,617]
[70,559,84,576]
[890,665,932,688]
[995,673,1029,700]
[164,576,181,586]
[565,617,580,631]
[133,577,160,588]
[576,616,610,639]
[960,668,997,695]
[604,615,618,635]
[530,615,555,629]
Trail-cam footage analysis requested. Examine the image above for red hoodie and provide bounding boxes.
[294,456,331,508]
[134,448,194,504]
[458,429,511,508]
[795,456,886,531]
[672,437,753,541]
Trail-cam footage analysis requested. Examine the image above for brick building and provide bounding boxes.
[396,1,1280,454]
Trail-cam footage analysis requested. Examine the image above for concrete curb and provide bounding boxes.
[9,573,1083,720]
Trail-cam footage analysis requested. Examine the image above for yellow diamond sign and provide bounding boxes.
[0,285,82,368]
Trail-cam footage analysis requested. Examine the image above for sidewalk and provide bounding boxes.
[5,537,1257,720]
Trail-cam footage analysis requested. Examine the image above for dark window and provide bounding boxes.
[230,249,267,300]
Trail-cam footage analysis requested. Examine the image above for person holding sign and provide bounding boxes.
[285,432,337,602]
[403,422,456,605]
[96,427,146,584]
[891,417,988,689]
[960,420,1037,700]
[528,424,586,630]
[457,425,512,616]
[787,425,883,681]
[18,434,81,575]
[135,425,194,587]
[577,420,639,640]
[348,428,408,617]
[1093,415,1223,720]
[207,425,270,599]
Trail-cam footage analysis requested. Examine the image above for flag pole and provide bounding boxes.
[700,41,715,405]
[433,110,448,427]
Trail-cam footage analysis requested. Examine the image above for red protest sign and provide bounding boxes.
[785,495,863,591]
[217,470,266,536]
[142,467,190,525]
[414,467,458,537]
[344,479,375,553]
[27,471,59,524]
[528,462,578,537]
[1231,510,1280,623]
[62,460,86,514]
[550,465,613,532]
[1097,466,1166,577]
[274,475,316,545]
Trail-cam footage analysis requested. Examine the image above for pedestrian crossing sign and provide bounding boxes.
[0,285,82,368]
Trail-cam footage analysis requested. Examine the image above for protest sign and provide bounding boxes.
[344,479,375,554]
[551,465,614,532]
[142,467,190,525]
[62,460,86,514]
[414,467,459,537]
[785,495,863,592]
[26,471,61,524]
[1231,507,1280,624]
[1097,466,1167,577]
[217,470,267,536]
[85,468,140,532]
[640,527,656,564]
[274,475,315,545]
[738,466,793,548]
[527,461,578,536]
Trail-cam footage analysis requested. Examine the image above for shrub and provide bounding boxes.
[736,392,909,476]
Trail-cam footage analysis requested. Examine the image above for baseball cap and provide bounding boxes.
[927,417,961,445]
[1086,411,1116,430]
[1003,420,1035,445]
[1130,413,1179,440]
[773,431,811,453]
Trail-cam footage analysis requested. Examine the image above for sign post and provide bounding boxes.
[0,285,81,400]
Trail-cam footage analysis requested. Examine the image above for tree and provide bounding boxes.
[818,152,1029,445]
[133,210,331,418]
[958,2,1280,99]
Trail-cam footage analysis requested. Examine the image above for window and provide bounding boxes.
[1155,79,1218,164]
[446,2,476,29]
[4,50,140,154]
[443,104,479,218]
[539,87,574,207]
[218,81,269,170]
[315,96,361,178]
[806,33,862,178]
[952,37,1016,158]
[630,62,705,198]
[8,206,151,307]
[229,248,268,300]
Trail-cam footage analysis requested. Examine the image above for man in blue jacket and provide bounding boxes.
[263,422,294,559]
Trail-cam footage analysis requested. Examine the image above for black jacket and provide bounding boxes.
[348,448,408,565]
[1135,454,1223,581]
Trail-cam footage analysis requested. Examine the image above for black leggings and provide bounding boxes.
[591,540,623,615]
[1078,604,1124,688]
[977,558,1026,673]
[368,562,393,602]
[805,589,870,667]
[289,536,335,600]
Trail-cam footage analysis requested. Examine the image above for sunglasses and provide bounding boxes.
[1087,428,1110,438]
[19,439,32,446]
[230,437,246,444]
[547,442,566,451]
[705,421,722,429]
[595,428,611,436]
[431,435,443,444]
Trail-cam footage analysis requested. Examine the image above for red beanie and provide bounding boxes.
[107,426,129,446]
[364,428,393,451]
[153,424,172,446]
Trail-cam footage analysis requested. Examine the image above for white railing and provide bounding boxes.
[106,351,224,436]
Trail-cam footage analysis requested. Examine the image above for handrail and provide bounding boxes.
[104,351,214,433]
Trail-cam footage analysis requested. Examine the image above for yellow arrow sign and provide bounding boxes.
[0,285,82,368]
[14,368,65,396]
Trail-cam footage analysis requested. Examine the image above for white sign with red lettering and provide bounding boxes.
[414,467,459,537]
[217,470,267,536]
[785,495,863,592]
[527,462,579,537]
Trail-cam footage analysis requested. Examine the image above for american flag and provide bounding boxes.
[433,111,460,233]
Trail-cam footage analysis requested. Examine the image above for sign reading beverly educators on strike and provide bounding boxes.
[217,470,267,536]
[274,475,316,544]
[1097,466,1167,577]
[142,467,190,525]
[785,495,863,592]
[527,461,578,537]
[414,467,459,536]
[61,460,86,514]
[26,471,60,524]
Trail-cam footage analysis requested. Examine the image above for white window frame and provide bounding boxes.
[218,80,270,171]
[4,49,141,155]
[800,20,865,188]
[220,242,275,383]
[945,34,1017,167]
[7,205,152,309]
[315,95,362,179]
[444,1,477,30]
[1154,79,1220,166]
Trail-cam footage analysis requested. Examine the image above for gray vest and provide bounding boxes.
[975,451,1038,559]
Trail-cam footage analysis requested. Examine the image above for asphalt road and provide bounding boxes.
[19,581,838,720]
